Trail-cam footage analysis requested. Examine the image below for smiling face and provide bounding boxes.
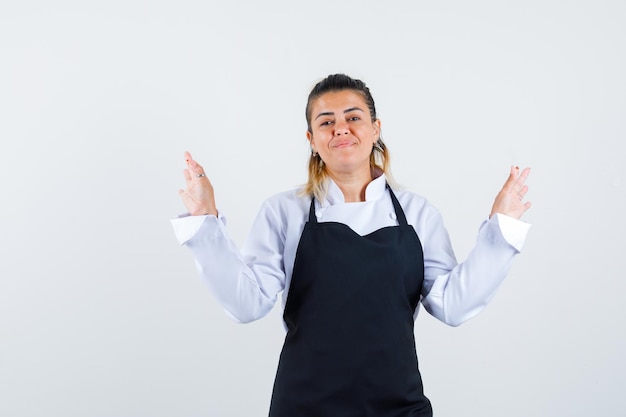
[306,90,381,179]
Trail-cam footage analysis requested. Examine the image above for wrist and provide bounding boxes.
[191,207,218,216]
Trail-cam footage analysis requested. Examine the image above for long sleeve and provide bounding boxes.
[171,202,287,323]
[419,211,530,326]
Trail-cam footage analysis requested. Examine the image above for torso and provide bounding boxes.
[268,185,433,417]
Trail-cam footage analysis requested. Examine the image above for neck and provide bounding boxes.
[327,167,373,202]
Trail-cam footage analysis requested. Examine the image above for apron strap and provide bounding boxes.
[386,183,408,226]
[308,197,317,224]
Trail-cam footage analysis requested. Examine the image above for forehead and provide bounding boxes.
[310,90,370,114]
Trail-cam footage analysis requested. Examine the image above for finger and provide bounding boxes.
[184,151,205,177]
[188,159,207,179]
[515,167,531,185]
[184,151,193,166]
[183,168,192,184]
[503,165,519,188]
[518,184,529,199]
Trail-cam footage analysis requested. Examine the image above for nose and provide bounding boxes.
[334,121,349,136]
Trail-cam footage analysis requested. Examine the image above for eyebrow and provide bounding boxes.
[314,106,365,120]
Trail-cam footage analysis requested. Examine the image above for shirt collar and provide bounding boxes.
[324,174,387,206]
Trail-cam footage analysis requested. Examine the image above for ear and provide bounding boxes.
[373,119,381,142]
[306,130,315,151]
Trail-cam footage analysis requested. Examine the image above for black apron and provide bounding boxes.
[269,185,432,417]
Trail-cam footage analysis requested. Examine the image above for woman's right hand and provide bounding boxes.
[178,151,218,216]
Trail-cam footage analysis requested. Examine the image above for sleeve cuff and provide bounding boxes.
[170,212,227,245]
[493,213,531,252]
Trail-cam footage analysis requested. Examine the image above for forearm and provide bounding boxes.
[173,215,279,323]
[422,215,529,326]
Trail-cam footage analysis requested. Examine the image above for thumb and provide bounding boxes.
[504,165,518,186]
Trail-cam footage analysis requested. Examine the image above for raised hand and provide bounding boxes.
[178,151,218,216]
[489,166,532,220]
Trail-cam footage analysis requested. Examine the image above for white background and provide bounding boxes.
[1,1,624,416]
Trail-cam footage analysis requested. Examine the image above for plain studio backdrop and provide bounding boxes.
[1,1,624,416]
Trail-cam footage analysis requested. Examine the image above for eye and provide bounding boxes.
[320,120,333,127]
[347,115,361,121]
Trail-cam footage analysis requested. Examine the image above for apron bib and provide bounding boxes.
[269,185,432,417]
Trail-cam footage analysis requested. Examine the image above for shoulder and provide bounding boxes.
[259,186,311,221]
[389,185,447,236]
[391,186,440,218]
[248,186,311,243]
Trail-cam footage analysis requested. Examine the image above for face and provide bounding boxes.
[306,90,381,178]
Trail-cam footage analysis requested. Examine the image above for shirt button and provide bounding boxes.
[390,212,397,220]
[316,210,323,219]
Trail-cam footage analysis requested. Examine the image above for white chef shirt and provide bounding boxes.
[171,174,530,327]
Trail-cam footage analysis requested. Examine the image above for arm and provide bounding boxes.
[173,152,285,323]
[421,167,532,326]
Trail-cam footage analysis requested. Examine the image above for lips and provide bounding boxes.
[331,140,356,149]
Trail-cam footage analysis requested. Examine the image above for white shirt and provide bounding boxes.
[171,174,530,327]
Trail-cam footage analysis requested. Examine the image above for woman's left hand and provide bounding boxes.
[489,166,532,220]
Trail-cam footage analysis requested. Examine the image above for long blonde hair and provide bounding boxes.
[302,74,394,201]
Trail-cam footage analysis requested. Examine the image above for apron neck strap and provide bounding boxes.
[308,195,317,224]
[386,183,408,226]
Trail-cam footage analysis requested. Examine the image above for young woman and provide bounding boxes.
[173,74,532,416]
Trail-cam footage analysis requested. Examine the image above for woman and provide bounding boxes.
[172,74,531,416]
